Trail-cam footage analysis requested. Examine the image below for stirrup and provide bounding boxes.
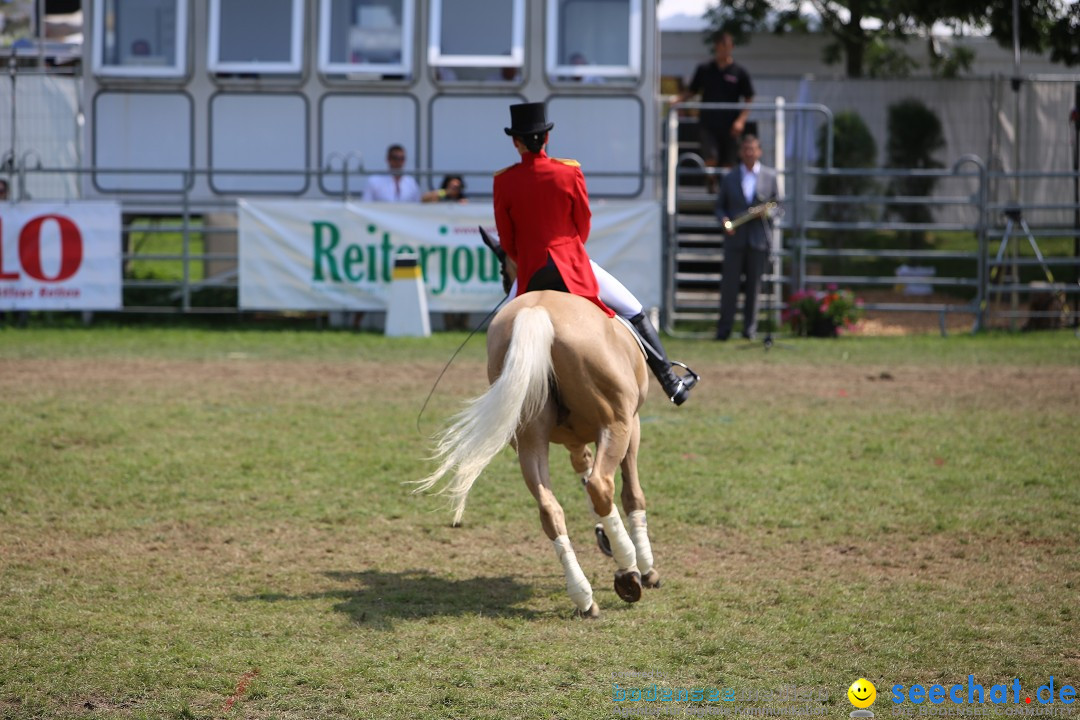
[670,360,700,390]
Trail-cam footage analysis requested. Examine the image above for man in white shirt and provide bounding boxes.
[365,144,421,202]
[714,134,779,341]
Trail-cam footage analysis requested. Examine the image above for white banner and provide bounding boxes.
[0,202,122,310]
[239,200,661,312]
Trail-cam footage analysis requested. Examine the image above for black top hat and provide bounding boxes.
[504,102,554,136]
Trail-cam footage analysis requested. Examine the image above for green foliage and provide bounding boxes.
[1045,1,1080,66]
[863,37,920,77]
[982,0,1080,66]
[885,98,946,248]
[703,0,1080,77]
[703,0,774,44]
[927,38,976,78]
[813,110,878,246]
[820,110,877,171]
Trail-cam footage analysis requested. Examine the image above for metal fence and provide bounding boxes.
[4,124,1079,332]
[5,159,1078,331]
[663,101,1080,336]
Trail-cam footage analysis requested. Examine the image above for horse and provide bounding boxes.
[414,287,662,618]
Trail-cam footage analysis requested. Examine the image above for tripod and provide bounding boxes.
[760,247,794,350]
[736,245,794,351]
[982,207,1072,328]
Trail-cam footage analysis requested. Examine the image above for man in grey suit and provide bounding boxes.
[714,134,779,340]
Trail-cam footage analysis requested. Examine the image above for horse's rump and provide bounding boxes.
[488,291,647,437]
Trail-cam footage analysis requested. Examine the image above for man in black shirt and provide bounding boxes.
[676,32,755,191]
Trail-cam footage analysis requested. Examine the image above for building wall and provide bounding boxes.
[77,0,663,210]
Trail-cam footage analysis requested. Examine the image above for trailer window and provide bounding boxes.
[318,0,414,79]
[93,0,188,77]
[547,0,641,83]
[429,0,524,84]
[208,0,304,75]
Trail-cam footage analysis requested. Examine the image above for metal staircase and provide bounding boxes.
[668,183,727,335]
[662,112,787,339]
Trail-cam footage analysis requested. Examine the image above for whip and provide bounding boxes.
[416,225,511,433]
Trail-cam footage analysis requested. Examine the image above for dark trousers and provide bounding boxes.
[717,243,768,339]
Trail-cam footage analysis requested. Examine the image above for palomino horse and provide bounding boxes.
[415,289,661,617]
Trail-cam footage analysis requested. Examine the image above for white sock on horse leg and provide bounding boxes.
[627,510,654,576]
[552,535,594,612]
[600,506,639,573]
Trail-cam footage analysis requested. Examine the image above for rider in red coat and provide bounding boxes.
[492,102,698,406]
[493,108,613,318]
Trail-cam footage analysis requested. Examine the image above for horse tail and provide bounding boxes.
[415,306,555,525]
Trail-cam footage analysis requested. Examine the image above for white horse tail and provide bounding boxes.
[415,306,555,525]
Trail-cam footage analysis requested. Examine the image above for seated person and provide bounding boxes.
[422,175,467,203]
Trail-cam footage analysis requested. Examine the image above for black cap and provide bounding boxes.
[504,102,554,136]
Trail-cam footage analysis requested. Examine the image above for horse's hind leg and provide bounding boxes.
[519,410,598,618]
[584,425,642,603]
[619,417,660,589]
[567,444,613,557]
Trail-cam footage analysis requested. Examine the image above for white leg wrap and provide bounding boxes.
[600,506,639,573]
[553,535,593,612]
[627,510,654,576]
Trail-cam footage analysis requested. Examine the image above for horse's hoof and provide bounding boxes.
[642,569,661,589]
[594,523,613,557]
[574,603,600,619]
[614,570,643,603]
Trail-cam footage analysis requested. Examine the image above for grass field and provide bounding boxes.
[1,327,1078,720]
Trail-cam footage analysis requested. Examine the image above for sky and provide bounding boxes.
[656,0,714,21]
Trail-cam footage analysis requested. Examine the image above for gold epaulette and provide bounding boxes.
[551,157,581,168]
[494,165,514,177]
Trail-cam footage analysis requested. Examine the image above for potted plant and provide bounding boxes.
[783,285,864,337]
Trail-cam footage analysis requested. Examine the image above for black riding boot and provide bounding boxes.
[629,313,698,406]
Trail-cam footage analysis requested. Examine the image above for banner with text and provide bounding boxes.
[239,200,661,312]
[0,202,122,310]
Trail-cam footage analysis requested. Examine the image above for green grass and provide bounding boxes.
[126,219,207,283]
[1,327,1078,719]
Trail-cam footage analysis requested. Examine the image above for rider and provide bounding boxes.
[492,102,698,406]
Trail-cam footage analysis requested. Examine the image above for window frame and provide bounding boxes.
[91,0,189,78]
[427,0,525,70]
[545,0,642,81]
[207,0,305,75]
[317,0,415,77]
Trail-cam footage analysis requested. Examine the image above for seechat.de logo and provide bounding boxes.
[849,678,877,718]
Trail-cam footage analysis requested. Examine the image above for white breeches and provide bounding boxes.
[589,261,643,318]
[506,261,643,320]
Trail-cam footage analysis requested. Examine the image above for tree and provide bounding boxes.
[813,110,878,248]
[703,0,1080,78]
[884,99,945,249]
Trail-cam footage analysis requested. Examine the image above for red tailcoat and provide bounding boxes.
[493,150,614,317]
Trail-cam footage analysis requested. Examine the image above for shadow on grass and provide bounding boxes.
[235,569,538,629]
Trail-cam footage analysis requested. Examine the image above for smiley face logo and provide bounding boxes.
[848,678,877,708]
